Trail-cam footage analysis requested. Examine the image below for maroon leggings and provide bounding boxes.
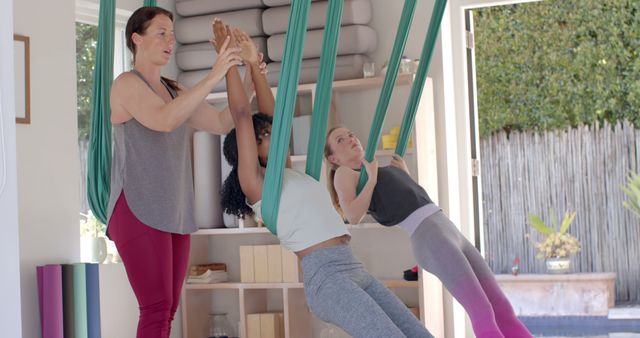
[108,193,190,338]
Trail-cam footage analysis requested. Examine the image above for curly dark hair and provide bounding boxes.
[220,112,273,218]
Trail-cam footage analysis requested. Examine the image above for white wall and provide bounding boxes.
[13,1,81,337]
[0,0,23,336]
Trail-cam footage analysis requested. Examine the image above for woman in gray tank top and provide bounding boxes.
[106,7,255,338]
[325,128,532,338]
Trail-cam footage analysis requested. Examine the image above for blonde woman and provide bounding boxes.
[324,127,532,338]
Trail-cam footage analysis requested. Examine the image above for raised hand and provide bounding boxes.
[233,28,260,65]
[211,18,236,53]
[361,158,379,184]
[389,154,409,173]
[207,36,242,84]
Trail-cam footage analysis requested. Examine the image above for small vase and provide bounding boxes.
[80,236,108,263]
[546,257,571,274]
[208,312,233,338]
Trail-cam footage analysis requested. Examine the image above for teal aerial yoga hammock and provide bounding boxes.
[305,0,344,180]
[263,0,448,232]
[261,0,312,234]
[88,0,158,224]
[355,0,418,192]
[357,0,447,192]
[395,0,447,158]
[262,0,343,233]
[87,0,115,225]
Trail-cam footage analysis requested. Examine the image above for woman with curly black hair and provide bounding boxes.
[214,20,432,338]
[220,112,273,218]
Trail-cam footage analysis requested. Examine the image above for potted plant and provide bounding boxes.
[80,210,108,263]
[528,210,581,274]
[622,172,640,218]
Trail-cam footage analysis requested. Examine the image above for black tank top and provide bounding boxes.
[368,166,433,226]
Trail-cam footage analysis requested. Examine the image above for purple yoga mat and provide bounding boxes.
[37,264,64,338]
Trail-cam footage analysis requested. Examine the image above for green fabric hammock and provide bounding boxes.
[263,0,448,232]
[262,0,344,234]
[356,0,417,193]
[261,0,312,234]
[395,0,447,157]
[305,0,344,180]
[87,0,115,225]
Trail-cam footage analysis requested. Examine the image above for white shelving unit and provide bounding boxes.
[181,73,438,338]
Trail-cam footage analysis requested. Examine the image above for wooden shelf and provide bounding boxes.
[185,280,417,291]
[193,222,388,235]
[205,73,416,104]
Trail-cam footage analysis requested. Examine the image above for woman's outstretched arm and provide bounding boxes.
[110,36,241,132]
[234,28,291,168]
[216,21,264,204]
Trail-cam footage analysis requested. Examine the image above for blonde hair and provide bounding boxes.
[324,126,345,220]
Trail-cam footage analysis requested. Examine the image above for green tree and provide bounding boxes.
[474,0,640,136]
[76,22,98,141]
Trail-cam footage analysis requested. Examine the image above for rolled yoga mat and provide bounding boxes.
[62,265,76,338]
[37,264,64,338]
[193,131,223,228]
[86,264,101,338]
[73,263,88,338]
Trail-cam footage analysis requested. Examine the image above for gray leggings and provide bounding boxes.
[302,244,433,338]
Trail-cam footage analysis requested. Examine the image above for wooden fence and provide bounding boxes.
[481,120,640,302]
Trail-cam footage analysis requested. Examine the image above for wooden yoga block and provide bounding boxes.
[260,312,284,338]
[267,245,283,283]
[253,245,269,283]
[240,246,255,283]
[246,313,262,338]
[281,246,300,283]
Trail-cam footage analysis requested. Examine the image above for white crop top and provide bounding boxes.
[249,169,350,252]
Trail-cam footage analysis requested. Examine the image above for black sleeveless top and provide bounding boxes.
[368,166,433,226]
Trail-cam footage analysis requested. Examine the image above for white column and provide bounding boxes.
[0,0,24,336]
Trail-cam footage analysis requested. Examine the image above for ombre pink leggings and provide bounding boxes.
[411,211,533,338]
[108,193,190,338]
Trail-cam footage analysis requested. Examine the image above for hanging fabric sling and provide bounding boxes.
[305,0,344,180]
[88,0,158,224]
[262,0,344,234]
[354,0,417,192]
[87,0,115,225]
[261,0,312,234]
[356,0,447,192]
[262,0,448,232]
[395,0,447,157]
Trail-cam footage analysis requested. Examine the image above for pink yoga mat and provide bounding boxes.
[37,264,64,338]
